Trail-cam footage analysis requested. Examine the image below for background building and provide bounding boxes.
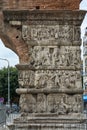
[83,27,87,110]
[83,27,87,90]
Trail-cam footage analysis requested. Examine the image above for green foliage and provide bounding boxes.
[0,67,19,104]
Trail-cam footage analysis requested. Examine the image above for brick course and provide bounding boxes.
[2,0,81,10]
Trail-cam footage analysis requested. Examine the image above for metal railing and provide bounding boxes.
[6,113,20,125]
[0,105,20,130]
[0,105,6,126]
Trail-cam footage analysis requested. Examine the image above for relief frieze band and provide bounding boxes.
[20,93,82,114]
[22,25,81,44]
[28,46,81,69]
[18,70,82,90]
[34,70,81,89]
[22,25,73,43]
[47,94,82,114]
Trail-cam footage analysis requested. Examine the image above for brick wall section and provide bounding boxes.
[6,27,29,63]
[2,0,80,10]
[0,0,82,63]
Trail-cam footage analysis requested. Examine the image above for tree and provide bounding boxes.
[0,67,19,104]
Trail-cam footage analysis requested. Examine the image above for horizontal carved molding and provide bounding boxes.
[25,41,81,46]
[16,64,81,70]
[14,115,86,125]
[14,116,86,122]
[3,10,86,25]
[16,88,83,94]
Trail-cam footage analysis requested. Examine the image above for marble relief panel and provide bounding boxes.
[22,25,73,44]
[18,70,81,89]
[20,94,82,114]
[20,94,36,113]
[29,46,81,68]
[37,94,47,113]
[47,94,82,114]
[35,70,82,89]
[18,70,35,87]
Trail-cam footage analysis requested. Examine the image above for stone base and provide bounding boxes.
[7,114,87,130]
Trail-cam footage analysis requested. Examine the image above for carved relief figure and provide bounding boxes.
[29,46,81,69]
[20,94,36,113]
[18,70,35,88]
[37,94,46,113]
[22,25,73,44]
[34,70,81,89]
[47,94,82,114]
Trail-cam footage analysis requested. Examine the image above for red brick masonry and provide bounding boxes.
[2,0,81,10]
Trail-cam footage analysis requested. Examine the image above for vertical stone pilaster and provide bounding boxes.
[15,10,85,117]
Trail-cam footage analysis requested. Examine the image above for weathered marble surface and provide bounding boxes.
[19,93,82,114]
[22,25,81,45]
[14,10,84,117]
[28,46,81,69]
[18,70,81,89]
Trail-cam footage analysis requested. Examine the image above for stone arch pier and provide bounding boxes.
[0,0,86,130]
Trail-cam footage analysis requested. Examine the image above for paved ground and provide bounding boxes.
[0,113,20,130]
[0,126,9,130]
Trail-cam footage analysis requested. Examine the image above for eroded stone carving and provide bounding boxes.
[18,70,35,87]
[35,70,81,89]
[22,25,73,44]
[47,94,82,114]
[20,94,82,114]
[28,46,81,69]
[20,94,36,113]
[37,94,46,113]
[18,70,81,89]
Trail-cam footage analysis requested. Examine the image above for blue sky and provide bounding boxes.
[0,0,87,68]
[80,0,87,38]
[0,39,19,68]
